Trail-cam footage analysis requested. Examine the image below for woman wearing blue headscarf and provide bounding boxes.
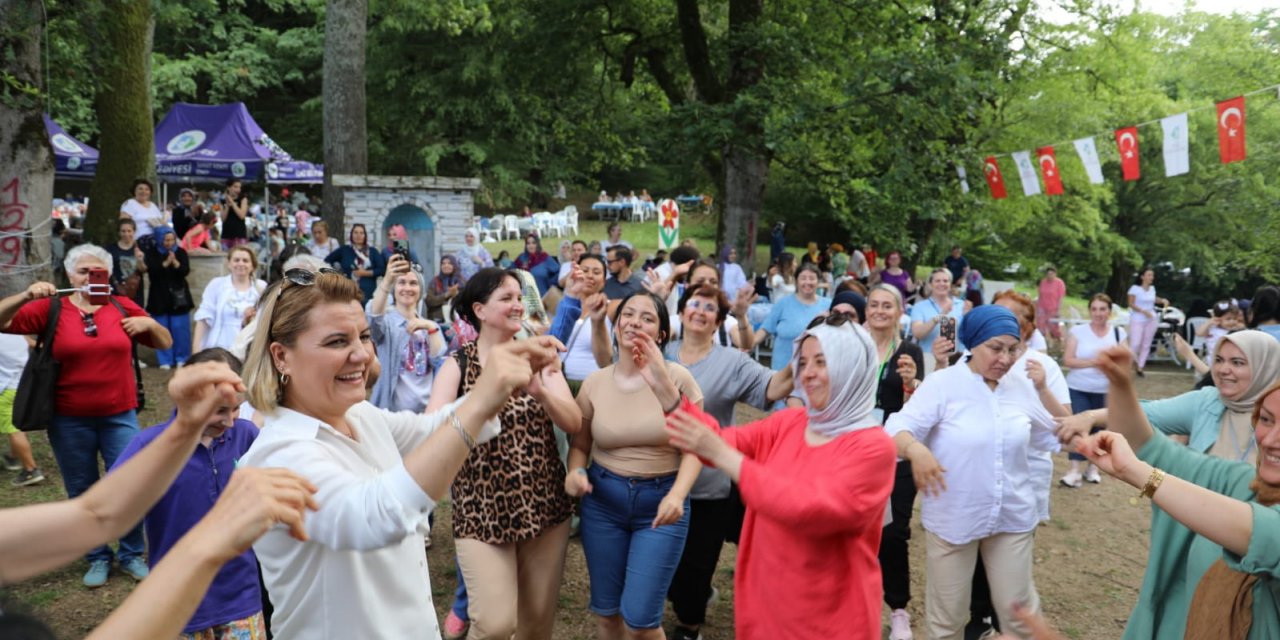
[885,305,1060,640]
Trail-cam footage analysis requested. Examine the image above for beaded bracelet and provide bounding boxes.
[449,410,475,450]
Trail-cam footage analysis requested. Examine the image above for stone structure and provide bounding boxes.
[333,174,481,278]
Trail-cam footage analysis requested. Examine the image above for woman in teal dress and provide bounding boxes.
[1072,345,1280,639]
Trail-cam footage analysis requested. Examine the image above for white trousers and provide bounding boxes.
[924,530,1041,640]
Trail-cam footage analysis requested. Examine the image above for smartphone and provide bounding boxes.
[392,239,411,262]
[939,316,956,348]
[87,267,110,305]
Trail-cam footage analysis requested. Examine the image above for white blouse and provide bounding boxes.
[240,400,499,640]
[885,362,1059,545]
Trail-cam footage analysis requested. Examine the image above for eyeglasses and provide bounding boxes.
[686,299,719,314]
[806,310,855,330]
[982,342,1024,359]
[81,312,98,337]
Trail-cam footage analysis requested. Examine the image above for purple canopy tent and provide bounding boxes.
[45,114,99,179]
[154,102,322,184]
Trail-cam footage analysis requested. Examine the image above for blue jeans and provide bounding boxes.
[451,557,469,620]
[154,313,192,366]
[1067,389,1108,461]
[579,464,690,629]
[48,410,145,564]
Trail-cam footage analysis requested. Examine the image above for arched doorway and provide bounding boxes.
[383,204,436,277]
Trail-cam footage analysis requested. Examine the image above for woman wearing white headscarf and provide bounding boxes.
[664,313,896,639]
[456,228,494,282]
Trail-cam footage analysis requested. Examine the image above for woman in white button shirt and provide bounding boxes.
[236,269,561,640]
[885,304,1059,640]
[1127,267,1169,377]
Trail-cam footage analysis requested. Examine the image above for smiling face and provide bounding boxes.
[227,247,255,279]
[525,236,538,254]
[608,223,621,242]
[162,232,177,250]
[1254,391,1280,486]
[440,258,456,276]
[226,181,241,198]
[465,231,477,246]
[133,182,151,202]
[1089,299,1111,325]
[1212,339,1253,402]
[272,300,374,421]
[180,191,193,206]
[473,275,524,335]
[796,269,819,296]
[689,264,720,290]
[887,252,901,268]
[571,242,587,261]
[865,288,901,332]
[117,222,136,245]
[201,401,242,441]
[796,337,831,410]
[350,225,367,246]
[969,335,1022,382]
[393,272,422,307]
[615,294,664,351]
[578,256,606,294]
[681,292,721,335]
[929,270,953,298]
[1141,269,1155,286]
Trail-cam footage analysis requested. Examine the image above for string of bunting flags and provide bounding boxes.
[959,82,1279,200]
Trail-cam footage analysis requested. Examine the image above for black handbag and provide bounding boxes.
[13,298,62,431]
[108,299,146,411]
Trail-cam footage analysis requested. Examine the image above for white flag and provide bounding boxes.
[1011,151,1041,197]
[956,164,970,194]
[1162,112,1190,177]
[1073,137,1105,184]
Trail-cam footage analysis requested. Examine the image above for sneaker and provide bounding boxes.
[138,361,148,369]
[1,455,19,471]
[83,560,110,588]
[120,557,149,581]
[890,608,913,640]
[12,468,44,486]
[1059,470,1083,488]
[671,626,702,640]
[706,586,720,607]
[1085,466,1102,484]
[442,611,469,639]
[158,364,171,370]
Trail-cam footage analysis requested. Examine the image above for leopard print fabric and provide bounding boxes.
[451,341,572,544]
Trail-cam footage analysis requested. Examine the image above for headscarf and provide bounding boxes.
[958,304,1020,348]
[458,229,482,260]
[789,321,879,437]
[1216,330,1280,413]
[830,290,867,323]
[515,233,549,269]
[718,245,734,267]
[152,225,176,255]
[431,255,463,293]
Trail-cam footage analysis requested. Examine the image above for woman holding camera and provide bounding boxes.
[0,244,173,588]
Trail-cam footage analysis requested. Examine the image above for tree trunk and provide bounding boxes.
[322,0,368,241]
[85,0,154,246]
[0,0,55,296]
[720,145,769,275]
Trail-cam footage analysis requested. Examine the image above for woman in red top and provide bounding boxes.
[0,244,172,589]
[665,313,896,639]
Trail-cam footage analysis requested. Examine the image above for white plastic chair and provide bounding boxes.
[549,211,568,237]
[503,215,521,240]
[629,204,646,223]
[480,217,502,243]
[565,206,580,236]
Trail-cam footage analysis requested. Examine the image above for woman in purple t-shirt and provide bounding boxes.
[874,251,916,302]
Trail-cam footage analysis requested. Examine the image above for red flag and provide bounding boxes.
[983,156,1007,199]
[1036,146,1063,196]
[1216,96,1246,164]
[1115,127,1140,181]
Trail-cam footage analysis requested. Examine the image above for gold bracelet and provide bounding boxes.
[1130,467,1165,505]
[449,410,475,450]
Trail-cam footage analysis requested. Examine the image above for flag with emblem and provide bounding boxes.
[982,156,1007,199]
[1216,96,1246,164]
[1115,127,1141,181]
[1036,146,1063,196]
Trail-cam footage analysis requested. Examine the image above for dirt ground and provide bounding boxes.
[4,361,1199,639]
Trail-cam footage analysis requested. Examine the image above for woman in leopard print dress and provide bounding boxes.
[428,267,581,639]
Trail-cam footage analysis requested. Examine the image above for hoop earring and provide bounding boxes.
[279,373,290,387]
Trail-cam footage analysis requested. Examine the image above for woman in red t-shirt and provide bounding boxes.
[0,244,172,589]
[665,314,896,640]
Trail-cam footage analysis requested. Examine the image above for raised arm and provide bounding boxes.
[1094,345,1154,450]
[0,363,243,584]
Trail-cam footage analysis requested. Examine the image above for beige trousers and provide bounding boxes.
[924,530,1041,640]
[455,519,571,640]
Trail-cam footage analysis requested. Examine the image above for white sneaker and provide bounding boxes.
[1060,470,1083,488]
[158,365,171,370]
[1085,466,1102,484]
[889,608,913,640]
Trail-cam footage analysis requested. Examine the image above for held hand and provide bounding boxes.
[1075,431,1146,487]
[664,408,726,461]
[447,284,459,297]
[168,362,246,437]
[385,254,411,279]
[496,335,565,374]
[1025,359,1047,390]
[585,293,609,322]
[895,354,917,384]
[121,316,157,337]
[193,467,319,562]
[732,286,757,317]
[1095,345,1135,387]
[1172,333,1195,361]
[406,318,438,335]
[526,361,565,399]
[642,268,671,300]
[631,331,670,389]
[565,469,593,497]
[931,336,955,363]
[652,493,685,528]
[242,305,257,326]
[908,445,947,498]
[25,281,57,301]
[564,264,586,299]
[1053,412,1095,446]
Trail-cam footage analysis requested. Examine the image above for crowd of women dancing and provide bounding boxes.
[4,229,1280,640]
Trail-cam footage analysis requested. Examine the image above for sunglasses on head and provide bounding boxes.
[806,310,855,330]
[283,267,343,287]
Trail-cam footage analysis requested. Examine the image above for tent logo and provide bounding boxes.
[51,133,84,155]
[166,130,206,155]
[67,157,82,170]
[266,163,279,179]
[231,162,246,178]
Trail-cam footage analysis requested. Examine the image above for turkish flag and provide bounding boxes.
[1115,127,1141,181]
[1216,96,1246,164]
[1037,146,1064,196]
[983,156,1007,199]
